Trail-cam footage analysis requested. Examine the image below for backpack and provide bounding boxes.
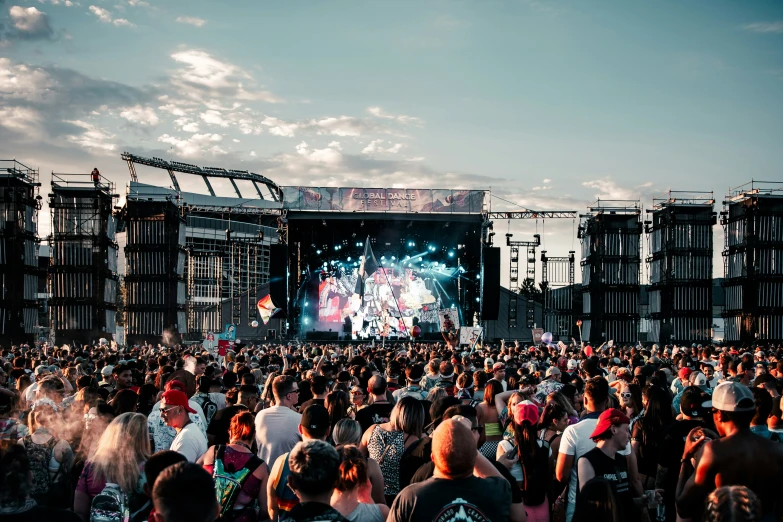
[89,483,128,522]
[22,434,61,500]
[212,445,263,521]
[195,394,218,426]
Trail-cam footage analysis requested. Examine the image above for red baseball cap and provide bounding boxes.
[514,403,540,426]
[678,368,693,382]
[589,408,631,440]
[161,390,196,414]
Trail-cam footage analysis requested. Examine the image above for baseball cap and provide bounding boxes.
[545,366,561,377]
[160,390,196,414]
[680,387,706,417]
[703,381,755,412]
[514,403,540,425]
[678,368,693,382]
[589,408,631,439]
[493,362,506,372]
[484,358,494,369]
[34,365,50,377]
[300,404,330,432]
[567,359,578,370]
[101,365,114,376]
[690,372,708,388]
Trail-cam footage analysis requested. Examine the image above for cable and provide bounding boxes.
[490,193,535,212]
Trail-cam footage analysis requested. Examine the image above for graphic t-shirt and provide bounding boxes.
[355,402,394,433]
[389,475,511,522]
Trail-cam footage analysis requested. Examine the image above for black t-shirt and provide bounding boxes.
[356,402,394,433]
[389,475,511,522]
[298,398,325,412]
[581,447,639,522]
[206,404,248,445]
[656,419,706,522]
[0,505,82,522]
[410,460,524,504]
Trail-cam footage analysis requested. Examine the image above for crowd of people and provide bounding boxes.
[1,338,782,521]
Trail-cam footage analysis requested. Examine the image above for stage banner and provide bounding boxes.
[459,326,483,346]
[284,187,340,211]
[283,187,485,214]
[340,188,388,211]
[532,328,544,344]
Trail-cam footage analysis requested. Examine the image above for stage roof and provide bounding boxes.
[282,187,487,214]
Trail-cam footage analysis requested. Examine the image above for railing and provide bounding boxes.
[0,159,39,185]
[51,172,116,195]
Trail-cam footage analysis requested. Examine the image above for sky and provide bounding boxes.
[1,0,782,286]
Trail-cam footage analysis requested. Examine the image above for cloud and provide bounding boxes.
[158,132,225,157]
[295,141,343,165]
[581,178,655,202]
[362,139,403,155]
[120,105,159,126]
[175,16,205,27]
[170,49,282,103]
[88,5,111,22]
[1,5,54,41]
[88,5,134,26]
[367,106,423,126]
[742,21,783,33]
[262,116,299,137]
[65,120,116,153]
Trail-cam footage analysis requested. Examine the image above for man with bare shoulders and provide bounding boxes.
[676,381,783,521]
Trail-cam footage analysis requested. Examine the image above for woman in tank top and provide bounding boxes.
[331,446,389,522]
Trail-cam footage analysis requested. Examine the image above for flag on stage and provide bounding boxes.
[354,236,379,296]
[256,283,285,324]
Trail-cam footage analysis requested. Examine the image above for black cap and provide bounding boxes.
[300,404,330,432]
[680,386,706,417]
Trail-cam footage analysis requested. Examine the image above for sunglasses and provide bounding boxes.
[160,405,180,415]
[621,392,632,399]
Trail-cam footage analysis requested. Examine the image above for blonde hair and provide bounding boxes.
[332,418,362,446]
[89,413,150,492]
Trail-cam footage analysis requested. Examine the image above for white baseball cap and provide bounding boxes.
[703,381,754,412]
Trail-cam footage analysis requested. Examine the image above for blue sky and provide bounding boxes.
[1,0,782,282]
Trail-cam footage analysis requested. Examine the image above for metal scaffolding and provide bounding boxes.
[579,200,642,344]
[0,160,41,343]
[721,181,783,342]
[541,250,576,340]
[505,233,540,329]
[48,173,119,343]
[646,191,715,344]
[124,198,187,344]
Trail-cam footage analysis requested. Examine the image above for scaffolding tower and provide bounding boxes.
[124,197,187,344]
[721,181,783,342]
[646,191,715,344]
[505,233,540,329]
[48,173,119,343]
[541,250,576,341]
[579,200,642,344]
[0,160,41,343]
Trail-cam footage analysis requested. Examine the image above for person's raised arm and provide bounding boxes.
[495,390,516,417]
[473,450,502,478]
[675,430,713,519]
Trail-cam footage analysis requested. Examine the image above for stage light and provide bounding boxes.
[304,301,308,307]
[391,256,396,260]
[459,266,466,273]
[316,249,322,255]
[334,245,340,251]
[475,297,480,302]
[448,251,455,257]
[304,318,310,325]
[476,274,481,280]
[323,262,328,267]
[434,261,439,266]
[391,262,395,267]
[381,256,385,260]
[347,256,352,261]
[358,242,363,246]
[353,261,358,266]
[407,241,415,247]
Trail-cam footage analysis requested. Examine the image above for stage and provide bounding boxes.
[283,187,487,341]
